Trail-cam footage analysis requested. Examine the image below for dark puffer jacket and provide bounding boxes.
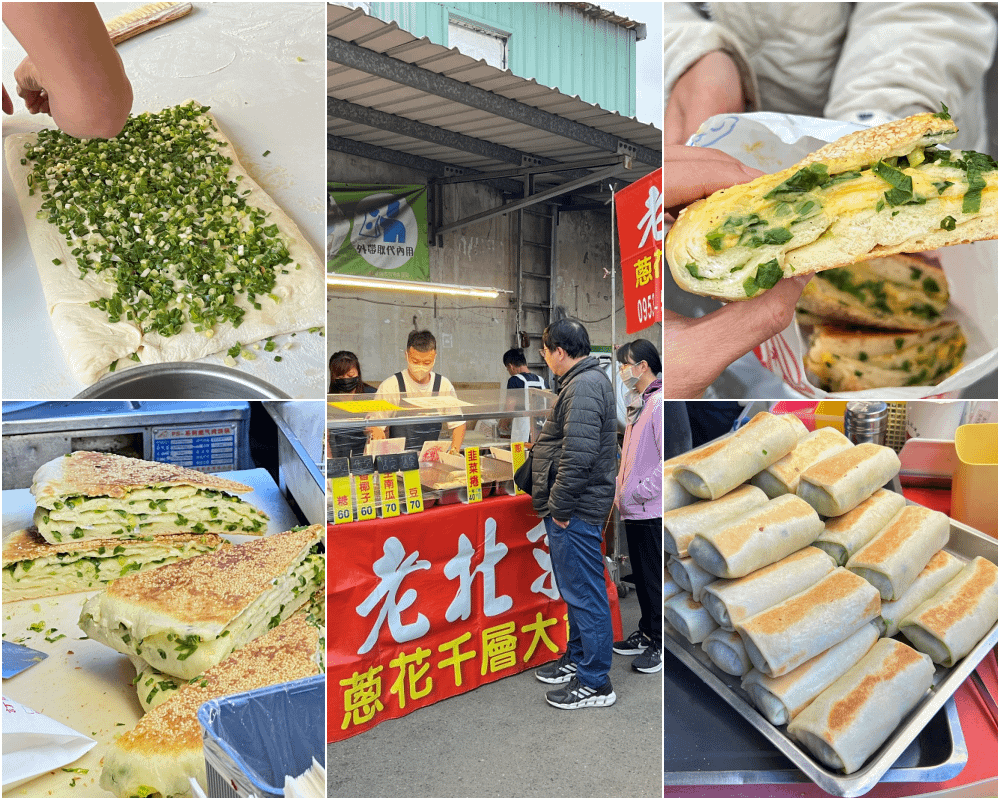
[530,355,617,525]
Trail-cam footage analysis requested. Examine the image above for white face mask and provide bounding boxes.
[407,360,434,382]
[620,363,641,390]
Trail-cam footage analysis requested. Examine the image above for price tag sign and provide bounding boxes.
[402,471,424,514]
[379,472,401,518]
[354,474,377,521]
[511,441,528,496]
[330,476,354,525]
[464,446,482,504]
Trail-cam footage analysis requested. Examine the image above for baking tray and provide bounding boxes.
[662,514,997,798]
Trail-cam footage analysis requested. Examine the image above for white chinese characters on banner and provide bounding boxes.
[526,520,560,599]
[356,537,431,654]
[444,518,513,622]
[637,184,664,249]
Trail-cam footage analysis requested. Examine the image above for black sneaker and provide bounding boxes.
[632,642,662,674]
[613,629,650,656]
[534,651,577,684]
[545,677,616,709]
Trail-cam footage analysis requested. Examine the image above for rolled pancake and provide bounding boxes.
[846,505,950,600]
[664,574,683,602]
[878,550,965,637]
[667,556,717,602]
[796,443,901,517]
[741,623,879,726]
[664,592,719,644]
[664,484,769,558]
[672,412,807,500]
[737,568,882,677]
[787,638,934,774]
[664,460,697,512]
[814,489,906,565]
[899,556,999,667]
[701,546,835,631]
[703,628,753,676]
[688,494,824,579]
[751,427,853,498]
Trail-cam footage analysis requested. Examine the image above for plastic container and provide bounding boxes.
[952,423,998,538]
[197,675,325,798]
[769,401,843,432]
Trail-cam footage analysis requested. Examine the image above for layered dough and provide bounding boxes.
[667,113,998,301]
[3,101,324,385]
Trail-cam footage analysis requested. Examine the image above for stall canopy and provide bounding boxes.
[327,3,663,237]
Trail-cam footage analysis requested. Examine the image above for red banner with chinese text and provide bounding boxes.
[327,494,622,742]
[615,168,663,334]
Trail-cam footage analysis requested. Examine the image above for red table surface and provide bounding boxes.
[664,487,998,798]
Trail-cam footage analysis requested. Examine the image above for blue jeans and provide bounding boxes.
[545,515,613,689]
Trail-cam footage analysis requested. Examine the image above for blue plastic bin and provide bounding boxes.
[196,674,325,798]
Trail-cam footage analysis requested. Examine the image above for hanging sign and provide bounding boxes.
[614,168,663,334]
[328,184,429,281]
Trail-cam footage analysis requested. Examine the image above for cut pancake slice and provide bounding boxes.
[30,450,268,544]
[79,525,324,680]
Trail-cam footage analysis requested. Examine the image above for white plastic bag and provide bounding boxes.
[1,695,96,790]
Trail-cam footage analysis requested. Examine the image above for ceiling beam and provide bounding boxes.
[328,34,661,167]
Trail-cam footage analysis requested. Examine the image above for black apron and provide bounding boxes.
[388,372,445,450]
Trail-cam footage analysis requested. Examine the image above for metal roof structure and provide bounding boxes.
[327,3,662,234]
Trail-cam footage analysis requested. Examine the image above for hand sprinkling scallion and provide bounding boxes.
[20,102,294,339]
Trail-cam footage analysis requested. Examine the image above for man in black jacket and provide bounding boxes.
[529,318,618,709]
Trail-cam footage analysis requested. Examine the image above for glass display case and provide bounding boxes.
[325,387,555,521]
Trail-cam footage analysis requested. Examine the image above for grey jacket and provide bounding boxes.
[530,356,617,525]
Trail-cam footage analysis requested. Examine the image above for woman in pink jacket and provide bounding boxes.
[612,339,663,674]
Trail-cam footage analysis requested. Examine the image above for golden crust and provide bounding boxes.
[103,525,322,625]
[111,613,320,755]
[32,451,251,503]
[1,527,224,565]
[798,444,886,488]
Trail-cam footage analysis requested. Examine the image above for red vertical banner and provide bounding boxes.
[615,168,663,334]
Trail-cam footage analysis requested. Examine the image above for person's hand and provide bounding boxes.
[2,85,13,115]
[448,445,461,456]
[14,57,49,115]
[665,50,745,146]
[553,518,570,529]
[368,427,386,441]
[662,145,812,398]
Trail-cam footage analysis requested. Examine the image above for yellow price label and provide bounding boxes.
[465,446,482,504]
[511,441,527,495]
[379,472,401,518]
[328,399,403,413]
[329,476,354,525]
[354,474,377,521]
[401,469,424,514]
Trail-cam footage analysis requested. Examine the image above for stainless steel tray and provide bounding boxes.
[663,514,997,798]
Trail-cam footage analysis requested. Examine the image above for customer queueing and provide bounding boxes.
[612,339,664,674]
[499,347,547,443]
[530,318,618,709]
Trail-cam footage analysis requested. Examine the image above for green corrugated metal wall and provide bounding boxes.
[369,2,638,117]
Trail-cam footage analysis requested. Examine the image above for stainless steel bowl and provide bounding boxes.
[75,363,291,399]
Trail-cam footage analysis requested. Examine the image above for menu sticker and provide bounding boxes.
[354,474,376,521]
[379,472,401,518]
[330,476,354,525]
[465,446,482,504]
[511,441,527,496]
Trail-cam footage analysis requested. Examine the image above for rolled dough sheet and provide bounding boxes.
[4,102,325,386]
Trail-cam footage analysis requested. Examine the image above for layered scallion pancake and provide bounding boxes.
[797,254,949,330]
[79,524,324,680]
[804,320,966,392]
[31,450,268,543]
[667,111,997,301]
[2,527,226,602]
[100,612,323,798]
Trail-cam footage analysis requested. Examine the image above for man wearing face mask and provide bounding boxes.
[370,330,467,454]
[612,339,664,674]
[530,318,618,709]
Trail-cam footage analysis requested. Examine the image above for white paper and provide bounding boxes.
[688,112,999,399]
[1,696,96,790]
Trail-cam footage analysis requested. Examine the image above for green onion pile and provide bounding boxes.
[22,102,293,339]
